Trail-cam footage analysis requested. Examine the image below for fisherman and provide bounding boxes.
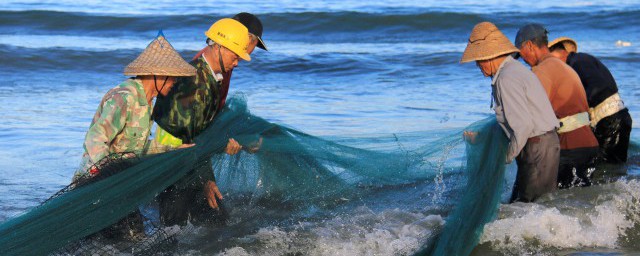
[185,12,268,108]
[515,24,600,188]
[152,15,267,226]
[75,33,195,181]
[70,34,196,239]
[462,22,560,203]
[548,37,632,164]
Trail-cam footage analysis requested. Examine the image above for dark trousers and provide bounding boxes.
[594,109,632,164]
[511,130,560,203]
[558,147,598,188]
[158,160,226,226]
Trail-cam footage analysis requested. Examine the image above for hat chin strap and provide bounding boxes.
[217,46,227,74]
[154,75,169,96]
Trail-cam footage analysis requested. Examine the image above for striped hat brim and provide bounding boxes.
[548,36,578,53]
[461,22,519,63]
[124,35,196,77]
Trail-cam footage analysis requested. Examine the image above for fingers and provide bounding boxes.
[205,180,224,210]
[225,138,242,155]
[205,181,220,209]
[178,143,195,149]
[213,186,223,200]
[207,195,218,209]
[463,131,478,144]
[251,137,264,153]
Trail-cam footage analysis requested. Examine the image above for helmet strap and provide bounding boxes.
[217,46,227,74]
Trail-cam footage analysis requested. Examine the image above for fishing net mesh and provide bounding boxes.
[0,96,508,255]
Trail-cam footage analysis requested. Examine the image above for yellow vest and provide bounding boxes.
[154,126,183,148]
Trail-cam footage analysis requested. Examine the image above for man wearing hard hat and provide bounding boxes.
[152,16,267,226]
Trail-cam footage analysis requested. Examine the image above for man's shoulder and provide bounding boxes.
[540,55,566,68]
[499,60,535,83]
[102,80,139,106]
[502,58,527,73]
[572,52,597,61]
[568,52,601,68]
[163,76,200,98]
[536,56,572,76]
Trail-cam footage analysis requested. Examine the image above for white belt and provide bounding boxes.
[589,93,626,127]
[557,112,590,134]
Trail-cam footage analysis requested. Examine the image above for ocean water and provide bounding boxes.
[0,0,639,255]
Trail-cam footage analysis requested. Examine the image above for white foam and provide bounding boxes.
[479,180,640,253]
[217,207,443,256]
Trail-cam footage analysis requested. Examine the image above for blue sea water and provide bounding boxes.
[0,0,639,255]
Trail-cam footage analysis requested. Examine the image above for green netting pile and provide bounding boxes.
[0,95,509,255]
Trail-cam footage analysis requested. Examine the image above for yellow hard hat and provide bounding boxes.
[205,18,251,61]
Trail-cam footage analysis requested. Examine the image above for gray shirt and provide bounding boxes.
[491,56,559,163]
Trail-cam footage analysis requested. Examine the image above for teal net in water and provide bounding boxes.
[415,118,509,256]
[0,96,509,255]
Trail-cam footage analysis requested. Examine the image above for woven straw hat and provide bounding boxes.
[124,34,196,76]
[461,22,520,63]
[548,36,578,53]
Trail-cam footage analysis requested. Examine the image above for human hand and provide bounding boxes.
[463,131,478,144]
[245,137,263,154]
[204,180,223,209]
[225,138,242,155]
[178,143,195,149]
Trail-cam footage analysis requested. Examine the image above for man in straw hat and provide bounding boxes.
[151,17,264,226]
[515,24,599,188]
[549,37,632,164]
[461,22,560,203]
[74,32,195,181]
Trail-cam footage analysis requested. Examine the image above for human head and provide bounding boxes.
[548,36,577,53]
[209,42,242,73]
[205,18,251,61]
[124,33,195,96]
[232,12,268,52]
[461,22,519,77]
[548,37,577,62]
[514,23,550,67]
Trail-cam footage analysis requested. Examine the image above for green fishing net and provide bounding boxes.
[0,96,509,255]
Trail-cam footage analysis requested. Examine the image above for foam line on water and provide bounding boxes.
[217,207,444,256]
[479,180,640,254]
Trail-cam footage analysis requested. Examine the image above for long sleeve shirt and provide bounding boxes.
[491,56,559,163]
[532,54,599,150]
[82,78,153,165]
[152,56,226,144]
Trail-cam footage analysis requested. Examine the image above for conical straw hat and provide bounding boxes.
[124,34,196,76]
[548,36,578,53]
[461,22,519,63]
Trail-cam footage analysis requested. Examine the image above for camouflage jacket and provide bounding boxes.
[152,56,225,144]
[82,78,152,165]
